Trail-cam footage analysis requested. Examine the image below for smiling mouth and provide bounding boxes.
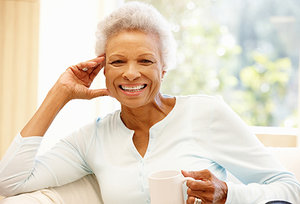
[119,84,147,92]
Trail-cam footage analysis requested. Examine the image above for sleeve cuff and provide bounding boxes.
[16,133,44,143]
[225,182,234,204]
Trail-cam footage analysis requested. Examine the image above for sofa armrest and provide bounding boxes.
[268,147,300,181]
[0,174,103,204]
[51,174,103,204]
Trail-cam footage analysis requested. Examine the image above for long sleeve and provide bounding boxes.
[0,122,96,197]
[208,99,300,203]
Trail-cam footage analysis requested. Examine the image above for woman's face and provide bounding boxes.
[104,30,165,108]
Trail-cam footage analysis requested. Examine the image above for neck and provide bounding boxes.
[120,93,175,131]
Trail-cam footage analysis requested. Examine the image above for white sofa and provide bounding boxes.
[1,147,300,204]
[0,174,103,204]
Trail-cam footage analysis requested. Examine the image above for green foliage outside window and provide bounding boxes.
[126,0,299,127]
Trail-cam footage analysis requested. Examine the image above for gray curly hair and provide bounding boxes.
[95,1,177,70]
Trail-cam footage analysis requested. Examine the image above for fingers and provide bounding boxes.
[63,56,108,100]
[87,54,105,63]
[85,89,110,100]
[69,62,97,75]
[76,56,105,72]
[182,169,212,181]
[183,169,228,204]
[89,63,103,81]
[67,56,105,84]
[186,196,202,204]
[87,55,105,67]
[186,180,211,191]
[182,169,212,203]
[186,196,194,204]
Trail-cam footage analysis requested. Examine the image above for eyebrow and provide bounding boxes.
[108,54,125,58]
[138,53,156,58]
[108,53,156,59]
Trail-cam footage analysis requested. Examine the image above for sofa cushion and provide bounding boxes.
[268,147,300,181]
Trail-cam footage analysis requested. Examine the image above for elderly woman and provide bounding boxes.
[0,2,299,204]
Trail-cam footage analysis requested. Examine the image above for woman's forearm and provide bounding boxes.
[21,84,69,137]
[20,56,106,138]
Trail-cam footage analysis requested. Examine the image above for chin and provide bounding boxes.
[118,97,149,109]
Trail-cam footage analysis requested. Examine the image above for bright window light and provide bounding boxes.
[38,0,122,154]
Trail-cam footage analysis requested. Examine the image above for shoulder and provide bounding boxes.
[176,94,225,110]
[175,94,240,122]
[176,94,220,103]
[62,110,121,152]
[64,110,121,142]
[170,95,226,123]
[95,110,121,130]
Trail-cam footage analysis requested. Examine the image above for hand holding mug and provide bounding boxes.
[182,169,228,204]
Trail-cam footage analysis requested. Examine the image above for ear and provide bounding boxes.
[103,60,107,75]
[101,53,106,75]
[162,70,166,79]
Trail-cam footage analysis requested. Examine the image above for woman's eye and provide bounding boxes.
[111,60,124,64]
[109,60,125,66]
[140,59,153,64]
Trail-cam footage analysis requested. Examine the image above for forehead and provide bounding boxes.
[106,30,161,57]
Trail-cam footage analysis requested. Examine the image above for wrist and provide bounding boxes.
[50,83,72,105]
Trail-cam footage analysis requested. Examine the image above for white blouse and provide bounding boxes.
[0,95,299,204]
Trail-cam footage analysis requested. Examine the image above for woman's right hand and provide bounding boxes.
[21,55,109,137]
[56,55,109,101]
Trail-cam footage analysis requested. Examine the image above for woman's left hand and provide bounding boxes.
[182,170,228,204]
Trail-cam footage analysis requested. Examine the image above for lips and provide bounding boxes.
[119,84,147,92]
[118,84,147,97]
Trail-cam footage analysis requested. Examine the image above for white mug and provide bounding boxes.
[148,170,195,204]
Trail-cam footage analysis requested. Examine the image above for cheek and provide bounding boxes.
[103,69,113,86]
[104,67,121,89]
[104,66,114,78]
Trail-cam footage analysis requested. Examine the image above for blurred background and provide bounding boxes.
[0,0,299,158]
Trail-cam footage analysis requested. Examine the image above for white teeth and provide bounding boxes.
[120,84,146,91]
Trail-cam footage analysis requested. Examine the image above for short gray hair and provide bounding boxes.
[95,1,177,70]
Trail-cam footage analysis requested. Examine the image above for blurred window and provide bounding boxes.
[126,0,300,128]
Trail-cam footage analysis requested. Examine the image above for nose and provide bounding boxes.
[122,63,141,81]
